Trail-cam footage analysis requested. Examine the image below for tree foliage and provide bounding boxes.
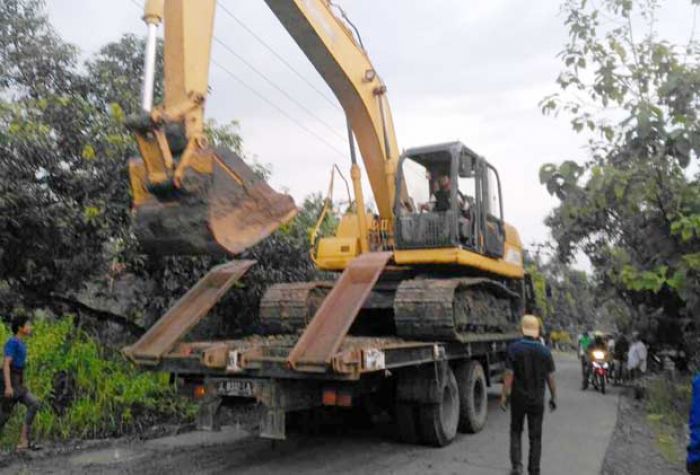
[541,0,700,335]
[525,247,601,332]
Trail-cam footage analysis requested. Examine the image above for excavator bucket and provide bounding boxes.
[132,147,297,255]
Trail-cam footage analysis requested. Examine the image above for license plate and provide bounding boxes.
[217,379,256,397]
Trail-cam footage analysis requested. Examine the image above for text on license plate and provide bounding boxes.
[217,379,256,397]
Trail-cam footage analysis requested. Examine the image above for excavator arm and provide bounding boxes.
[128,0,297,256]
[264,0,399,219]
[128,0,400,256]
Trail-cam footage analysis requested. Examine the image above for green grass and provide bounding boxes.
[644,376,693,465]
[0,314,196,448]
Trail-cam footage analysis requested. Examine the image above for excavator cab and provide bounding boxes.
[394,142,505,257]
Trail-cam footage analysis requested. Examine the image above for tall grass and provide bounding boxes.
[0,315,195,447]
[645,375,693,465]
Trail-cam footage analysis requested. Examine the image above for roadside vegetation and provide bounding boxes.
[0,314,195,449]
[643,375,693,465]
[540,0,699,360]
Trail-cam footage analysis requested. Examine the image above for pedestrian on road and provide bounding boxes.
[606,335,615,356]
[688,372,700,474]
[0,316,41,451]
[613,334,629,384]
[628,333,648,380]
[501,314,557,475]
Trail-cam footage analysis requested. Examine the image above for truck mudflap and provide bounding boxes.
[122,260,255,365]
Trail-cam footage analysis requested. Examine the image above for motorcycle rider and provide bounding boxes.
[578,332,592,377]
[583,335,607,390]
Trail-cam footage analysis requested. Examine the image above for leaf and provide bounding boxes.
[613,182,625,200]
[83,206,101,222]
[602,126,614,141]
[109,103,125,124]
[682,253,700,270]
[559,161,584,181]
[666,270,686,290]
[81,144,96,161]
[539,164,558,184]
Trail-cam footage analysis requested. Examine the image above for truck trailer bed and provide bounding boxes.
[152,332,516,380]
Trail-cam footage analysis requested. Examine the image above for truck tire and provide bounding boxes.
[417,367,459,447]
[394,402,420,444]
[455,359,488,433]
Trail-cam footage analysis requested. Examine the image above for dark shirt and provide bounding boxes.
[433,189,450,212]
[614,336,629,360]
[4,336,27,370]
[689,374,700,465]
[506,337,555,406]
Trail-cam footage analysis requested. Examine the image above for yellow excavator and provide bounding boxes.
[124,0,532,446]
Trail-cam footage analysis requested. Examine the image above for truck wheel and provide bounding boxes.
[394,402,420,444]
[455,360,488,433]
[417,367,459,447]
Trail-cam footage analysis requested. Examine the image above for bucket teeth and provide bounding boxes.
[133,147,297,256]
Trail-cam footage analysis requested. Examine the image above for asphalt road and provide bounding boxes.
[2,352,621,475]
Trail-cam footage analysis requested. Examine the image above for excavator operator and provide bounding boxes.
[433,175,453,212]
[421,174,465,212]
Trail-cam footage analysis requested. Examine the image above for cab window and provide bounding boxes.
[486,167,502,220]
[400,158,431,213]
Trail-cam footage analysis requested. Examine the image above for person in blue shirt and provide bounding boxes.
[0,316,41,451]
[689,374,700,474]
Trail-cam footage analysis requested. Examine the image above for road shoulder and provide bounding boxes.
[601,387,685,474]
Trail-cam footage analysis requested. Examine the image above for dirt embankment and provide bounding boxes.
[602,386,686,475]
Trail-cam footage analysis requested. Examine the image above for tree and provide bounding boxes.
[0,0,111,305]
[540,0,700,344]
[524,246,599,332]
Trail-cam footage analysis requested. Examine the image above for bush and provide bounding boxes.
[0,314,195,447]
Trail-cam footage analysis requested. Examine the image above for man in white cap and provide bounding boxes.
[501,314,557,475]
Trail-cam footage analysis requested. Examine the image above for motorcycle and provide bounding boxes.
[584,349,609,394]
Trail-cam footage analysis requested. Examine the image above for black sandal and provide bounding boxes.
[15,441,41,452]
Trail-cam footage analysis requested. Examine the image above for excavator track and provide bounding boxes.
[259,282,333,334]
[394,278,519,341]
[260,277,520,341]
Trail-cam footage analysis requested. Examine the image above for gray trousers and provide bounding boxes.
[0,372,41,430]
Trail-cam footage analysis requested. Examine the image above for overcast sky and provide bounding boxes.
[44,1,695,267]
